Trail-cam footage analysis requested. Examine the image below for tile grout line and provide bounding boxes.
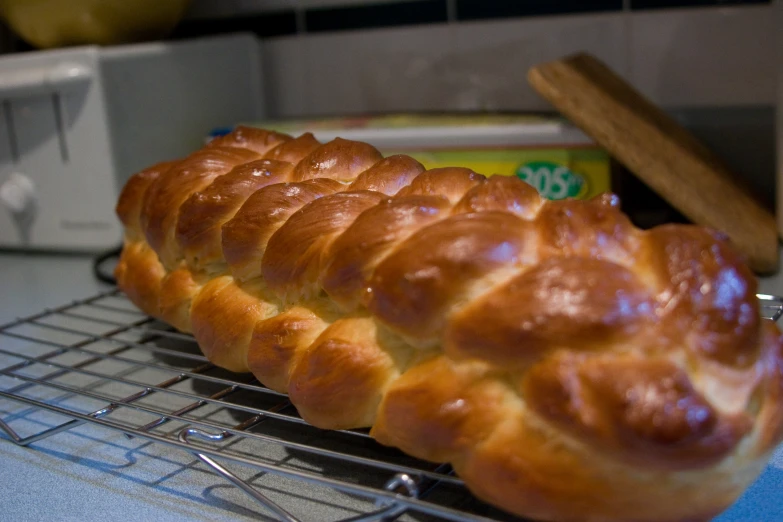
[446,0,457,23]
[177,0,773,39]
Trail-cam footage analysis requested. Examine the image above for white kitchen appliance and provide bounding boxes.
[0,33,264,252]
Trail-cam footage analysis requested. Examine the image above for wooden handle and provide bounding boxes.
[528,53,779,274]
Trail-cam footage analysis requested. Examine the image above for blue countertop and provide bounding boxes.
[0,253,269,522]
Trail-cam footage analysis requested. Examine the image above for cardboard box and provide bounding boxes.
[240,113,612,201]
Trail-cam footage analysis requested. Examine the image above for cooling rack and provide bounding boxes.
[0,288,519,522]
[1,289,782,522]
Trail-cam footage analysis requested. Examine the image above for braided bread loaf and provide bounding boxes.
[115,126,783,522]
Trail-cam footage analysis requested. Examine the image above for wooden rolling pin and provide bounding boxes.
[528,53,779,274]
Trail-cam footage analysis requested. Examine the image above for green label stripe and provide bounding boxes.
[516,161,587,200]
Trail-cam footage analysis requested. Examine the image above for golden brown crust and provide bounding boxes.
[140,146,260,269]
[452,173,544,217]
[371,355,511,463]
[752,320,783,456]
[536,195,640,263]
[347,154,425,195]
[457,409,617,522]
[114,241,165,318]
[292,137,383,182]
[457,406,769,522]
[445,257,655,367]
[262,190,386,301]
[365,211,534,346]
[221,179,343,282]
[247,305,330,393]
[190,277,273,373]
[396,166,486,203]
[205,126,290,154]
[158,266,202,333]
[264,132,321,164]
[114,126,783,522]
[288,316,406,429]
[644,225,761,367]
[522,353,752,470]
[176,159,294,272]
[321,194,451,312]
[116,161,177,241]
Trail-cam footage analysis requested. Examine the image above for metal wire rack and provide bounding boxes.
[1,289,782,522]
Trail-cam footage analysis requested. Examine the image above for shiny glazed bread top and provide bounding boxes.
[114,126,783,522]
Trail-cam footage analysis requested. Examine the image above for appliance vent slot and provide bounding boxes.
[2,100,18,164]
[51,92,69,163]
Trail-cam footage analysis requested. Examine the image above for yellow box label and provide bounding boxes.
[384,147,611,200]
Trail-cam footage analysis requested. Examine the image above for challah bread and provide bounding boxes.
[115,126,783,522]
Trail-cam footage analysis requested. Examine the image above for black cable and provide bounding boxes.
[93,245,122,285]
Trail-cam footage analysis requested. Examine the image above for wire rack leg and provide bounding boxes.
[179,426,302,522]
[176,420,426,522]
[338,473,421,522]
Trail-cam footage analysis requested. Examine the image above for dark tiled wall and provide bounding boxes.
[630,0,769,9]
[306,1,448,33]
[173,0,770,39]
[174,11,298,40]
[455,0,623,21]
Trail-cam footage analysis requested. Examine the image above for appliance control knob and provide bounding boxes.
[1,172,36,213]
[0,172,38,244]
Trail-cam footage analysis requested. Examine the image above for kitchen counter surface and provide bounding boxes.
[0,252,274,522]
[1,250,783,522]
